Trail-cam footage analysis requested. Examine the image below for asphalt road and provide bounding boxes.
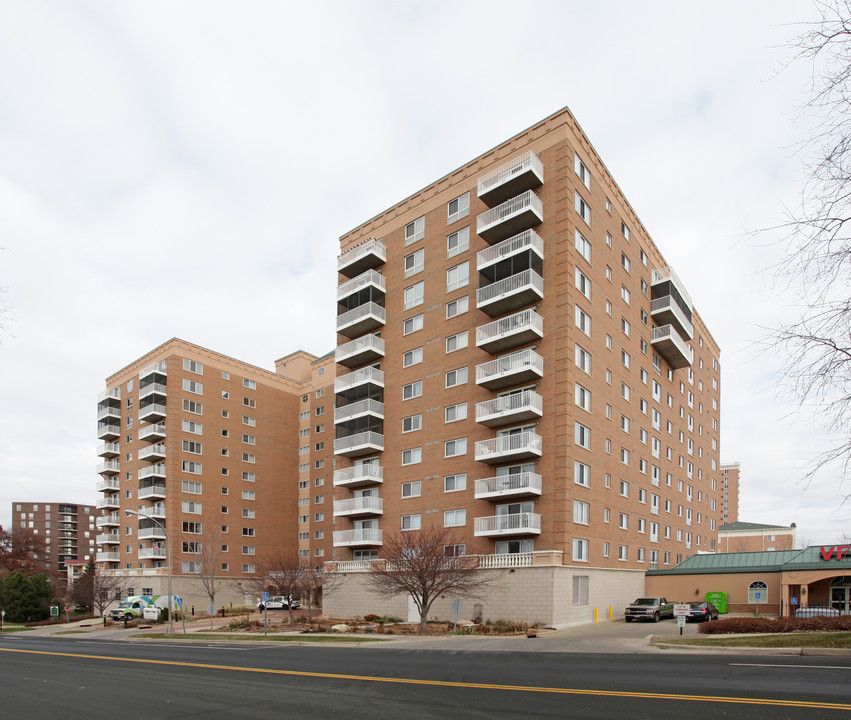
[1,634,849,719]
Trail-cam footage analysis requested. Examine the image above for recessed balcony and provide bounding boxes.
[477,269,544,316]
[334,366,384,394]
[97,421,121,441]
[476,309,543,354]
[334,431,385,458]
[651,295,694,341]
[97,406,121,422]
[139,361,168,381]
[474,512,541,537]
[97,497,120,510]
[139,464,166,481]
[97,460,120,476]
[96,533,120,545]
[138,527,167,540]
[475,431,542,464]
[96,478,121,493]
[333,528,384,547]
[477,151,544,207]
[138,484,167,500]
[335,334,385,368]
[651,324,694,370]
[139,547,166,560]
[138,444,166,462]
[475,390,543,427]
[476,190,543,244]
[96,514,120,528]
[334,398,385,425]
[337,269,386,303]
[96,551,121,563]
[338,238,387,279]
[333,465,384,488]
[139,382,167,402]
[139,424,166,442]
[139,403,167,423]
[336,302,386,339]
[476,348,544,390]
[477,229,544,272]
[333,496,384,518]
[97,442,120,458]
[474,472,543,500]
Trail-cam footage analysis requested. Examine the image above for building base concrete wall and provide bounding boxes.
[323,566,646,627]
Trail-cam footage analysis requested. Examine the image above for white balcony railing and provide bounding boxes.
[474,472,543,499]
[97,497,120,510]
[335,334,385,365]
[334,366,384,393]
[337,269,386,301]
[97,406,121,421]
[651,265,694,310]
[332,529,384,546]
[477,229,544,271]
[334,398,384,424]
[138,444,166,460]
[139,547,167,559]
[474,512,542,536]
[139,382,168,399]
[97,442,120,457]
[139,424,166,441]
[97,460,120,475]
[476,269,543,307]
[650,295,694,339]
[651,324,694,365]
[96,552,121,563]
[476,348,544,387]
[337,238,387,272]
[96,478,121,492]
[138,527,167,540]
[476,308,543,349]
[475,431,542,462]
[138,485,167,500]
[96,514,120,528]
[336,302,386,332]
[476,390,543,423]
[139,403,167,420]
[139,464,166,480]
[96,534,119,545]
[140,360,168,379]
[333,432,385,455]
[333,496,384,516]
[477,190,543,240]
[477,151,544,199]
[97,388,121,403]
[333,465,384,487]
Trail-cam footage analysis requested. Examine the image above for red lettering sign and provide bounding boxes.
[838,545,850,560]
[821,546,835,560]
[820,546,851,560]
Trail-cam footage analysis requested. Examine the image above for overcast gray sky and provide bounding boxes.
[1,0,847,544]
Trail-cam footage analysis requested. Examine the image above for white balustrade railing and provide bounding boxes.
[477,151,543,196]
[336,334,385,362]
[650,295,694,338]
[332,529,384,546]
[651,265,693,309]
[476,348,543,384]
[139,464,166,479]
[477,269,543,306]
[476,308,543,346]
[139,382,168,397]
[97,388,121,403]
[333,432,384,454]
[477,190,543,235]
[475,431,542,460]
[140,360,168,379]
[336,301,386,330]
[333,496,384,515]
[476,390,543,420]
[337,269,386,300]
[337,238,386,271]
[333,465,384,486]
[477,229,544,270]
[474,512,541,534]
[334,398,385,423]
[652,325,694,362]
[334,366,385,393]
[474,472,542,497]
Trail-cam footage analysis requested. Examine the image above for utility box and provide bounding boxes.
[705,591,728,614]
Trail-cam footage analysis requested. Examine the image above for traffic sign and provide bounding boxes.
[262,592,269,601]
[677,616,686,628]
[176,597,184,607]
[673,603,691,617]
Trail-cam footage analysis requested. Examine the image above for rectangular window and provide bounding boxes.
[575,229,591,263]
[619,513,629,530]
[242,527,255,537]
[621,252,631,273]
[182,379,203,395]
[182,460,202,474]
[182,480,202,494]
[401,514,421,530]
[447,192,470,223]
[243,416,256,427]
[575,422,590,450]
[446,262,469,293]
[182,440,202,454]
[621,286,631,305]
[444,509,466,527]
[402,447,422,465]
[572,575,590,606]
[445,367,468,388]
[243,472,255,482]
[242,490,255,500]
[243,397,256,408]
[574,461,590,487]
[446,331,468,353]
[182,501,202,514]
[403,347,423,367]
[183,359,203,374]
[573,500,590,524]
[575,268,591,299]
[575,384,591,412]
[402,480,421,498]
[242,434,256,445]
[445,402,467,423]
[243,378,256,390]
[572,539,589,562]
[444,474,466,492]
[444,438,467,457]
[446,226,470,258]
[446,295,469,319]
[575,191,591,225]
[182,399,203,415]
[402,414,422,433]
[403,314,423,335]
[403,380,423,400]
[575,345,591,374]
[574,154,591,189]
[575,306,591,336]
[242,453,256,463]
[404,281,424,310]
[405,216,425,245]
[404,248,424,278]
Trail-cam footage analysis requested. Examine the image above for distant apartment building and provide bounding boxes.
[720,462,740,524]
[719,521,797,553]
[95,338,332,607]
[324,108,724,625]
[11,501,96,577]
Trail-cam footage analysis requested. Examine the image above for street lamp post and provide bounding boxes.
[125,508,174,635]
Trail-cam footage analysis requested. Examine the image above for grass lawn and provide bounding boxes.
[0,627,34,632]
[662,633,851,649]
[52,630,87,635]
[134,632,389,643]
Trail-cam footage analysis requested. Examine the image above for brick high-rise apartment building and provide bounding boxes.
[11,501,96,578]
[720,461,740,525]
[326,108,723,624]
[95,338,334,606]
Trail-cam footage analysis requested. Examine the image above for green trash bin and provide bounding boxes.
[705,591,728,614]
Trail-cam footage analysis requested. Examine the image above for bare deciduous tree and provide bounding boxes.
[71,560,128,625]
[248,551,304,625]
[769,2,851,492]
[194,526,222,628]
[299,563,342,621]
[364,526,494,631]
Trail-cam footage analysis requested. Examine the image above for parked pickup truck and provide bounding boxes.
[624,597,674,623]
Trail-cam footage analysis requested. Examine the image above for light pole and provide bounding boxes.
[125,508,174,635]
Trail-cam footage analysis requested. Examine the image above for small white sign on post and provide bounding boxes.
[143,607,159,620]
[673,603,691,617]
[677,616,686,628]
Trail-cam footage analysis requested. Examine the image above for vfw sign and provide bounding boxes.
[820,545,851,560]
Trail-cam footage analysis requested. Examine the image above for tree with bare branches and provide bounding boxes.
[298,563,342,621]
[248,550,304,625]
[770,1,851,491]
[194,526,222,628]
[71,559,128,625]
[363,526,494,631]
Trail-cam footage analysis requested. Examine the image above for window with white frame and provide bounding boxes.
[182,440,202,454]
[183,359,203,374]
[404,281,424,310]
[446,262,469,293]
[403,380,423,400]
[403,314,423,335]
[575,422,590,449]
[574,461,590,487]
[573,538,589,562]
[573,500,590,524]
[575,383,591,412]
[575,345,591,374]
[447,226,470,258]
[444,438,467,457]
[403,347,423,367]
[575,268,591,299]
[444,473,466,492]
[183,399,202,415]
[402,480,421,498]
[182,460,202,474]
[446,331,468,353]
[402,447,422,465]
[404,249,424,278]
[445,367,468,388]
[621,285,631,305]
[401,514,421,530]
[402,414,422,433]
[444,509,466,527]
[575,191,591,225]
[619,513,629,529]
[447,192,470,223]
[405,217,425,245]
[445,402,467,423]
[575,229,591,263]
[575,306,591,336]
[183,379,203,395]
[446,295,469,319]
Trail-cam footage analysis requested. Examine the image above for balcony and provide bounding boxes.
[139,547,166,560]
[334,431,385,458]
[332,528,384,547]
[96,551,121,563]
[97,421,121,441]
[337,269,386,303]
[475,390,543,428]
[96,514,120,528]
[96,478,121,493]
[97,388,121,403]
[97,497,120,510]
[97,405,121,422]
[139,403,167,423]
[96,533,120,545]
[333,465,383,488]
[476,190,543,244]
[335,334,385,368]
[474,512,541,537]
[139,464,166,481]
[338,238,387,278]
[476,308,543,354]
[651,266,694,313]
[334,366,384,394]
[336,302,386,339]
[138,527,167,540]
[476,348,544,390]
[139,424,166,442]
[474,472,543,500]
[651,295,694,340]
[477,229,544,272]
[140,361,168,381]
[97,442,120,458]
[138,484,167,500]
[332,496,384,518]
[138,444,166,461]
[143,506,166,519]
[477,151,544,207]
[97,460,120,476]
[475,431,542,464]
[651,324,694,370]
[334,398,385,425]
[477,269,544,316]
[139,382,168,402]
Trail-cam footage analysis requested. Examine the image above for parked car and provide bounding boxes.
[795,605,840,618]
[257,596,301,611]
[686,601,719,622]
[624,597,674,622]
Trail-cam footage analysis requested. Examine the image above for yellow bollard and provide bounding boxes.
[609,605,613,620]
[594,607,598,623]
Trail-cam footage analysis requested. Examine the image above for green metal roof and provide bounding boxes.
[648,546,851,576]
[719,522,791,532]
